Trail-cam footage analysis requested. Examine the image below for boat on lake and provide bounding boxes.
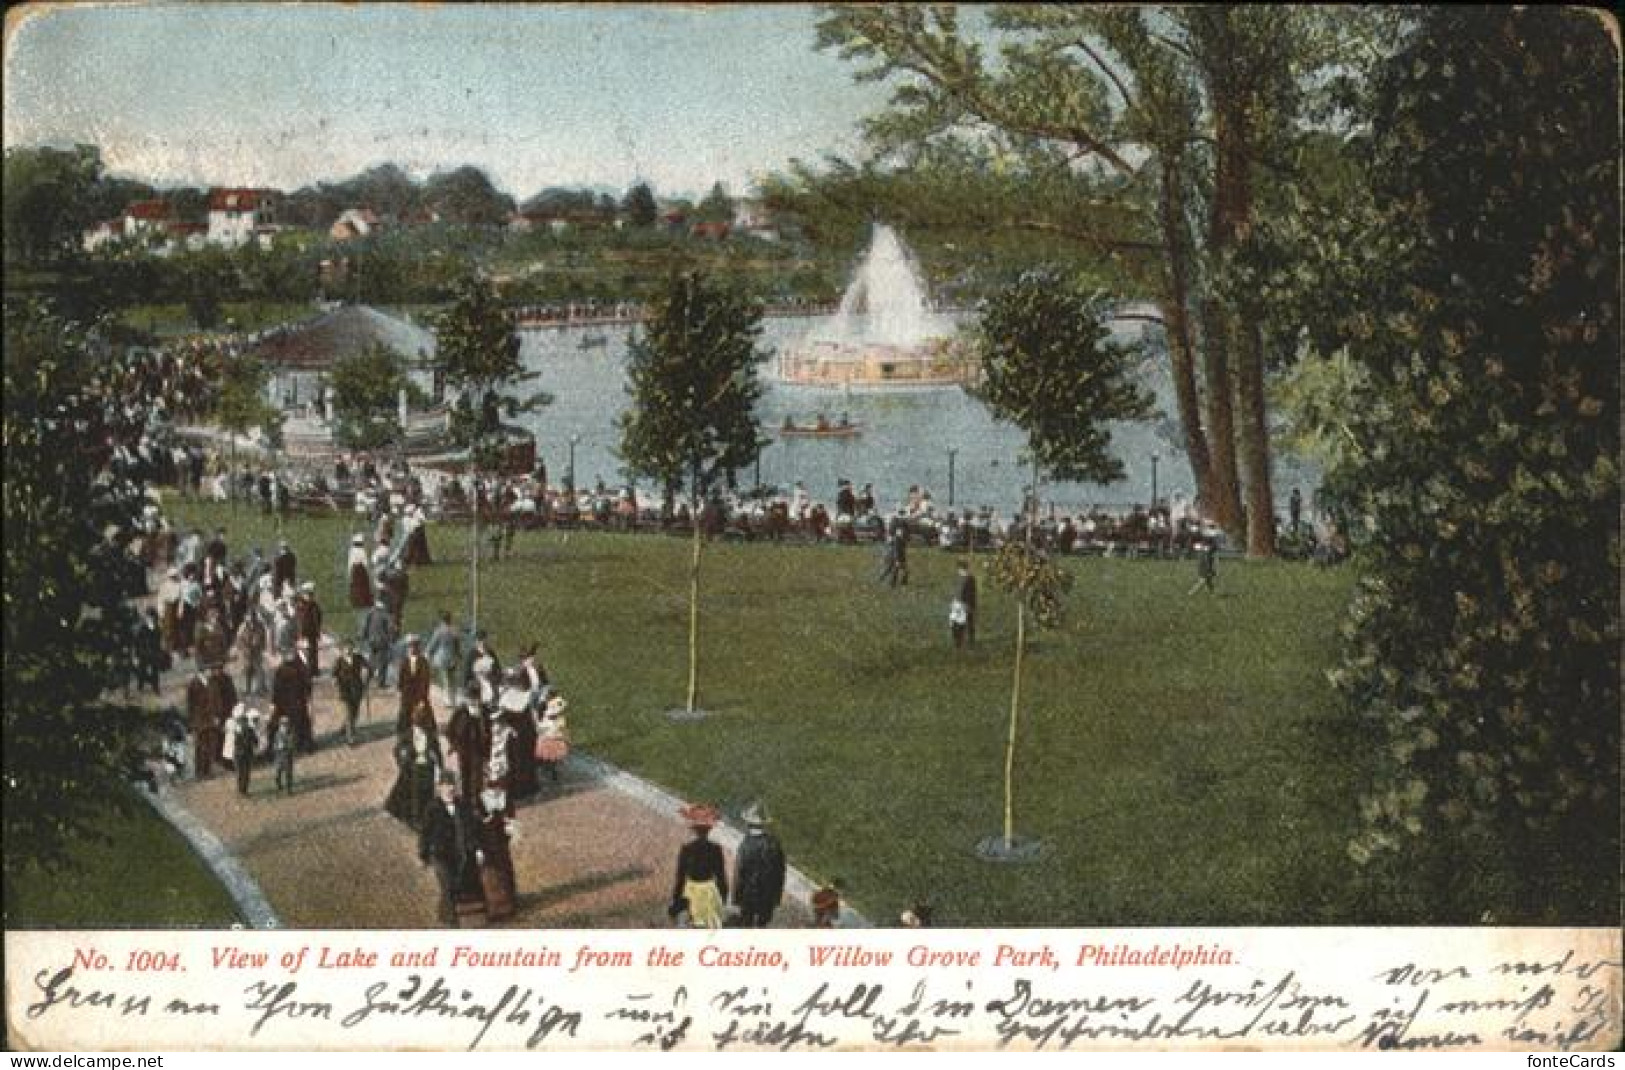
[777,416,861,439]
[578,333,609,350]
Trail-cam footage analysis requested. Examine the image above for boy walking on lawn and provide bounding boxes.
[272,717,295,794]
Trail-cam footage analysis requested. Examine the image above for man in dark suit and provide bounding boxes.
[270,650,310,756]
[731,801,787,928]
[295,584,324,677]
[419,774,481,927]
[206,662,239,761]
[186,667,221,779]
[293,640,318,752]
[397,634,433,738]
[271,540,297,595]
[333,643,371,746]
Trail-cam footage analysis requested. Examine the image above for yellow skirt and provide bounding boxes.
[683,879,725,929]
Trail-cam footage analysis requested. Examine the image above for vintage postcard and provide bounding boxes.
[3,2,1619,1052]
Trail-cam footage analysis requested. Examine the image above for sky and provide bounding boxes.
[3,3,895,200]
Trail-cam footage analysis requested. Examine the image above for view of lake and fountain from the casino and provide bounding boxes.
[506,223,1316,517]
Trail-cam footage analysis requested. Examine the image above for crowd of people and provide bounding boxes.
[258,449,1345,570]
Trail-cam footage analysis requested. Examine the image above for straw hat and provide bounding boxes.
[740,800,771,827]
[678,802,719,829]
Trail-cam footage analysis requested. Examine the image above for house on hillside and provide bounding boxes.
[690,220,731,241]
[733,200,782,242]
[163,221,208,254]
[329,207,381,242]
[122,199,173,241]
[82,219,121,252]
[207,188,278,247]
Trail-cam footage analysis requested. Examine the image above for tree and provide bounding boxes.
[696,181,735,223]
[3,144,103,262]
[434,275,547,461]
[972,268,1152,852]
[812,6,1369,555]
[619,271,767,714]
[328,343,423,451]
[424,166,515,228]
[622,182,659,228]
[3,302,157,877]
[1287,9,1618,921]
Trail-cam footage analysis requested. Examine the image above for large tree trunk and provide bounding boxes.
[1197,298,1244,538]
[1235,321,1276,557]
[1155,162,1214,509]
[1199,8,1278,558]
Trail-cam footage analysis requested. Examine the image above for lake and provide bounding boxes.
[517,316,1316,517]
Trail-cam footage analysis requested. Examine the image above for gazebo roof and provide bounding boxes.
[247,305,436,370]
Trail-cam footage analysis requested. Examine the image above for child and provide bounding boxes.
[272,717,295,794]
[535,695,570,783]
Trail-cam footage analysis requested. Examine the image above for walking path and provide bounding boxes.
[150,652,834,929]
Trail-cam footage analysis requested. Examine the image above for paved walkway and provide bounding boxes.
[152,649,823,929]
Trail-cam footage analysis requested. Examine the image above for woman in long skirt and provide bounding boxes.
[476,786,517,921]
[384,703,442,830]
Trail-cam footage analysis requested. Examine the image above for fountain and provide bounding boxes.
[779,223,976,389]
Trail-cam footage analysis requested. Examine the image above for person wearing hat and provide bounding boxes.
[186,664,222,779]
[293,639,318,753]
[446,681,491,807]
[270,648,311,760]
[133,607,166,694]
[732,801,787,928]
[295,583,324,678]
[476,785,517,921]
[419,772,481,927]
[271,539,297,595]
[333,641,371,746]
[497,673,539,801]
[158,567,183,656]
[951,559,977,649]
[386,703,443,831]
[224,702,261,796]
[670,804,728,929]
[811,884,843,928]
[347,534,373,611]
[396,634,433,739]
[425,610,461,702]
[534,695,569,784]
[360,598,397,689]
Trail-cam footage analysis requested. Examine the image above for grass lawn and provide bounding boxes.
[117,300,317,337]
[4,789,241,929]
[170,500,1364,926]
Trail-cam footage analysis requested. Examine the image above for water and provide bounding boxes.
[515,319,1318,517]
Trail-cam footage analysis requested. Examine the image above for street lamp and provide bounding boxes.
[567,433,580,495]
[947,448,958,508]
[1150,451,1160,508]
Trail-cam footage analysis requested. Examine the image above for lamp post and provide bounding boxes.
[1150,451,1160,508]
[947,448,958,508]
[567,433,580,495]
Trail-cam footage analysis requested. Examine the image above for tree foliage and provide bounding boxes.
[622,182,659,228]
[975,267,1153,485]
[3,303,156,876]
[205,341,282,447]
[619,271,768,498]
[1287,9,1618,921]
[328,343,423,451]
[434,275,548,454]
[619,271,767,714]
[810,5,1378,554]
[3,145,105,262]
